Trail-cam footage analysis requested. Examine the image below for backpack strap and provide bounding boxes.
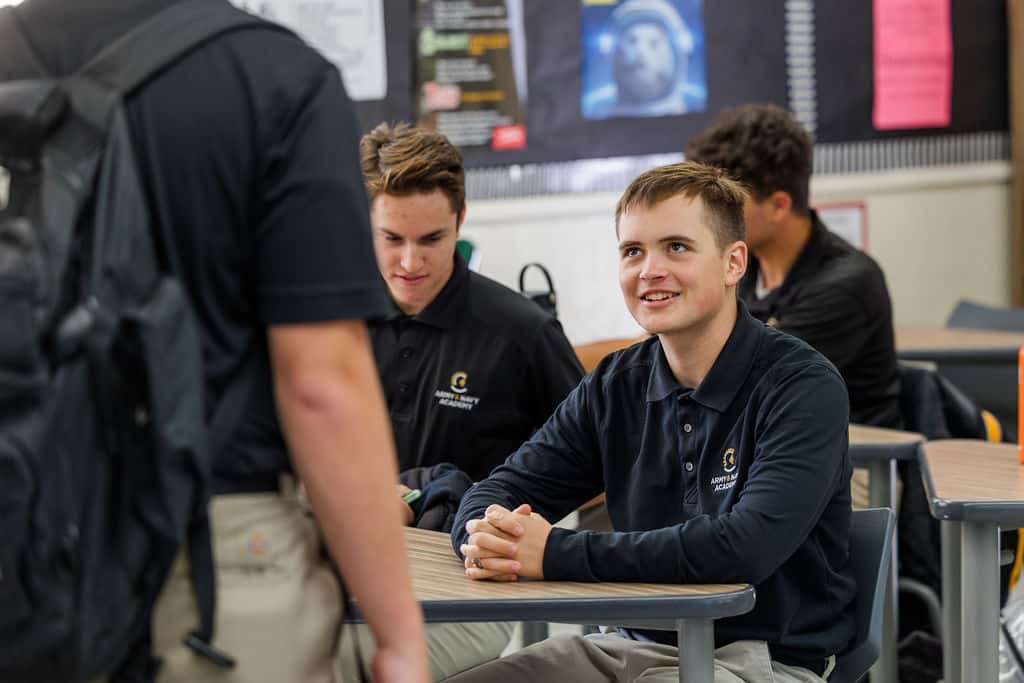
[0,7,51,78]
[181,347,256,669]
[79,0,290,97]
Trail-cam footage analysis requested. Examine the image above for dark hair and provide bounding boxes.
[360,122,465,214]
[685,103,812,213]
[615,161,747,247]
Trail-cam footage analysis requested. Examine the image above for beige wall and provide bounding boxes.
[462,162,1013,344]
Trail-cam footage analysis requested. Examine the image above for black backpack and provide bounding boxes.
[0,2,281,680]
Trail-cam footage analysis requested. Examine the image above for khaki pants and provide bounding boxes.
[444,633,833,683]
[150,488,343,683]
[337,621,515,681]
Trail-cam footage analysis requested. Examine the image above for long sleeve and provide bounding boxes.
[451,374,604,555]
[542,361,850,585]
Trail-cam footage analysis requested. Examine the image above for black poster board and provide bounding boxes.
[353,0,788,169]
[814,0,1008,143]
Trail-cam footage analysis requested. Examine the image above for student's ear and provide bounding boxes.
[768,191,793,221]
[723,240,748,287]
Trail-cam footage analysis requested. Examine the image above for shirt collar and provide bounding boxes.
[392,252,469,329]
[645,301,762,412]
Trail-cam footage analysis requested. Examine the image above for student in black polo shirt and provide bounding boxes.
[685,104,901,431]
[341,123,582,680]
[448,162,855,682]
[360,123,583,482]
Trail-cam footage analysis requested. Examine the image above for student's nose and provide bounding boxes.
[639,253,666,281]
[400,244,423,273]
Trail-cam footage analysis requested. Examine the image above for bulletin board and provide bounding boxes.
[813,0,1008,144]
[332,0,1011,194]
[350,0,789,169]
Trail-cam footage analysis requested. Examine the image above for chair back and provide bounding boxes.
[830,508,895,683]
[572,335,647,373]
[940,299,1024,438]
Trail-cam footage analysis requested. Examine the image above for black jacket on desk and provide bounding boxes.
[740,211,901,429]
[452,304,856,673]
[371,253,584,481]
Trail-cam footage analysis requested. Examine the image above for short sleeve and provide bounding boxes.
[255,66,393,325]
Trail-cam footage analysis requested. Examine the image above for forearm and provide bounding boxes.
[272,326,423,650]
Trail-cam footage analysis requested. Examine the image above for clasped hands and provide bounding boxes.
[460,503,552,581]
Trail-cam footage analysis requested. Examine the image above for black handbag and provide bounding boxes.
[518,262,558,318]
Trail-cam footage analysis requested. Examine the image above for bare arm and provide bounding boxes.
[269,319,427,682]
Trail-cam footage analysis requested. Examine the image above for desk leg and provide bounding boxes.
[520,622,549,647]
[677,618,714,683]
[941,521,962,683]
[961,522,1000,683]
[867,459,899,683]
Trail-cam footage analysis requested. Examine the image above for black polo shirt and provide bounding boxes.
[741,211,901,428]
[1,0,394,484]
[370,254,583,481]
[453,303,856,672]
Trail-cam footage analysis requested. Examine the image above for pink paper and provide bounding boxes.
[873,0,953,130]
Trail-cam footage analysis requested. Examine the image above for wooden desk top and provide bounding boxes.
[896,326,1024,362]
[349,528,755,625]
[850,424,922,445]
[919,439,1024,523]
[849,424,923,463]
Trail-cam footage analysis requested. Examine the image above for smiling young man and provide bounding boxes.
[341,122,583,680]
[447,162,855,683]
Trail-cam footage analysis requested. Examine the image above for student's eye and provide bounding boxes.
[622,247,641,258]
[383,234,401,242]
[668,242,688,254]
[422,235,442,244]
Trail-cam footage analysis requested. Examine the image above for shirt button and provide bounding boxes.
[684,462,694,472]
[399,382,409,393]
[401,347,414,359]
[683,423,693,433]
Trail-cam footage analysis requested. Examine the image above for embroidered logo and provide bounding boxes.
[450,371,469,394]
[722,448,737,473]
[710,447,739,493]
[434,369,480,411]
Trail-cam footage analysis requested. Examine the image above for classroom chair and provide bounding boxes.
[938,299,1024,440]
[572,335,648,374]
[830,508,896,683]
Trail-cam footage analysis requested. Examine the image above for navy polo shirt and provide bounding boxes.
[453,303,856,672]
[370,254,583,481]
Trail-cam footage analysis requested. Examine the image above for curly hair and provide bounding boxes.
[685,104,812,213]
[360,122,465,214]
[615,161,748,248]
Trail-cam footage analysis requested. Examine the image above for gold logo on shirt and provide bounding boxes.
[766,316,779,327]
[450,371,469,394]
[722,448,737,473]
[436,370,480,411]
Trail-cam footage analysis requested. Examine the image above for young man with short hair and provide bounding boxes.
[685,103,901,429]
[361,122,583,482]
[342,123,583,679]
[448,162,855,682]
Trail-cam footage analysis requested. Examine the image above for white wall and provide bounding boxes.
[462,162,1013,345]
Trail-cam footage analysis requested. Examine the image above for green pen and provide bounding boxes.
[401,488,422,505]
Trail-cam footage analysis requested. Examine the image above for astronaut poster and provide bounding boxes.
[581,0,707,120]
[417,0,529,151]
